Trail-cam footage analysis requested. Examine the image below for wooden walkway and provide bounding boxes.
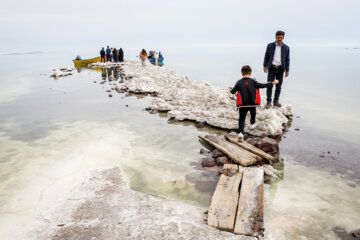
[200,134,271,237]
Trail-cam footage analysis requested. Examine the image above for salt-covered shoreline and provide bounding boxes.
[27,167,259,240]
[89,61,293,137]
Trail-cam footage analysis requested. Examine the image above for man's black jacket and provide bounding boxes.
[230,77,272,107]
[263,42,290,72]
[100,49,105,57]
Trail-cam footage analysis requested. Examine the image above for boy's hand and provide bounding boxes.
[285,72,289,77]
[273,80,279,85]
[263,67,268,73]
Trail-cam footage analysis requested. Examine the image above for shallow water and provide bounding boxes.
[0,48,359,239]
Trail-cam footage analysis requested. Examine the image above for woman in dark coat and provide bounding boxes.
[113,48,118,62]
[119,48,124,62]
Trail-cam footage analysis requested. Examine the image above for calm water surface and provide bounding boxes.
[0,47,359,239]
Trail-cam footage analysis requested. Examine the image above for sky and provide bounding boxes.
[0,0,359,52]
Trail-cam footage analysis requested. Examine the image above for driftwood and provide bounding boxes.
[223,164,239,177]
[225,134,276,163]
[199,135,261,166]
[207,171,243,231]
[234,167,264,236]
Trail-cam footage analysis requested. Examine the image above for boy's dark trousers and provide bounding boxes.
[106,54,111,62]
[238,107,256,133]
[267,66,284,101]
[101,56,105,62]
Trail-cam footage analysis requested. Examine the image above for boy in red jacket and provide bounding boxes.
[230,65,279,142]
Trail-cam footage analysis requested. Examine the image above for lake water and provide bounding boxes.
[0,47,359,239]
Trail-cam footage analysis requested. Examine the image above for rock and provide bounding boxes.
[295,128,300,131]
[212,149,225,158]
[201,157,216,167]
[196,122,206,128]
[195,181,217,193]
[149,109,159,114]
[351,229,360,238]
[258,137,279,153]
[100,81,106,84]
[200,148,209,154]
[106,90,111,92]
[215,156,232,166]
[108,94,112,98]
[246,137,261,147]
[125,105,129,107]
[243,134,249,140]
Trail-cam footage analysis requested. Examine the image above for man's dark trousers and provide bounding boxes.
[238,107,256,133]
[267,67,284,101]
[106,54,111,62]
[101,56,105,62]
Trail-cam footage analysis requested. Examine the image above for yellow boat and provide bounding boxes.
[73,56,102,67]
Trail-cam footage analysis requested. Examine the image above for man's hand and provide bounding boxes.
[272,80,279,85]
[285,72,289,77]
[263,67,268,73]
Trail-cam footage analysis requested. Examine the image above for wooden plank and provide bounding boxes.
[207,172,243,231]
[199,135,261,167]
[226,134,275,163]
[223,164,239,177]
[234,167,264,236]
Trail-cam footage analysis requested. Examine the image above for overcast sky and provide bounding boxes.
[1,0,359,52]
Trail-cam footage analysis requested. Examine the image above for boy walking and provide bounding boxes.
[230,65,279,142]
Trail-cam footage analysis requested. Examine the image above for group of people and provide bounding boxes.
[100,46,124,62]
[230,30,290,142]
[137,49,163,66]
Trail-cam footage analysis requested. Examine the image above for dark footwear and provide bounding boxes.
[266,101,272,109]
[273,100,282,107]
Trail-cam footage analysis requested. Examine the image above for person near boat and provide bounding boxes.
[138,49,147,67]
[118,48,124,62]
[106,46,111,62]
[100,48,105,62]
[113,48,118,62]
[230,65,279,142]
[263,30,290,108]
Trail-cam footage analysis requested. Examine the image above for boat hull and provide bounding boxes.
[73,56,102,67]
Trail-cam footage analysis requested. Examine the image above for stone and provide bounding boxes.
[149,109,159,114]
[352,229,360,238]
[257,137,279,153]
[215,156,232,166]
[201,157,216,167]
[212,149,225,158]
[246,137,261,147]
[108,94,112,98]
[200,148,210,154]
[196,122,206,128]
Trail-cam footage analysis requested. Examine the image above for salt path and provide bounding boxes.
[89,60,293,137]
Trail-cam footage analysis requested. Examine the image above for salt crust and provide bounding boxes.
[90,61,293,137]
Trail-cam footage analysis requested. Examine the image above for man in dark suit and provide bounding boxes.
[263,30,290,108]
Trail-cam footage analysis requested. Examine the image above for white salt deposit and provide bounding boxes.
[50,67,75,78]
[91,61,293,136]
[26,167,256,240]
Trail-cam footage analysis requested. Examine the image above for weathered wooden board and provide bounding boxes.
[199,135,261,166]
[225,134,275,163]
[208,172,243,231]
[234,167,264,236]
[223,164,239,177]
